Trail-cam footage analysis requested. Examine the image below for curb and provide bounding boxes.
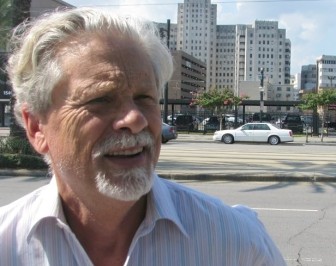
[159,173,336,182]
[1,170,335,182]
[0,169,49,178]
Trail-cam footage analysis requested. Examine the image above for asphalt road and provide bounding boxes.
[1,133,336,265]
[178,180,336,266]
[157,135,336,181]
[1,177,335,265]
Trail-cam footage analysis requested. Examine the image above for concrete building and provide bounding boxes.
[316,55,336,123]
[237,20,293,113]
[165,0,293,114]
[300,64,317,93]
[216,24,237,91]
[167,50,206,112]
[0,0,73,127]
[176,0,217,89]
[30,0,73,18]
[316,55,336,90]
[291,74,300,101]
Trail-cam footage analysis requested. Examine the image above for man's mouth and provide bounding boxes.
[104,147,144,157]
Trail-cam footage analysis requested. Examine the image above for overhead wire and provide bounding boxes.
[73,0,333,7]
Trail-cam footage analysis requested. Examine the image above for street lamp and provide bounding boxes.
[259,68,264,122]
[327,75,336,88]
[162,19,170,124]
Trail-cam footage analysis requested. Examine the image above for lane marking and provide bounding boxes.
[285,258,322,262]
[252,207,319,212]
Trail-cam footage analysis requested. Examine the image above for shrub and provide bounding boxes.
[0,154,48,169]
[0,136,38,155]
[0,136,47,169]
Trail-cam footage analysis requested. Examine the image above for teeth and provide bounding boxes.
[108,147,143,156]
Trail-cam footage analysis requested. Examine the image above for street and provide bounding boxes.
[1,138,336,265]
[0,177,335,265]
[177,180,336,266]
[157,136,336,180]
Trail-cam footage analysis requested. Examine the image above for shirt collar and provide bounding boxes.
[144,174,188,237]
[27,174,188,242]
[27,176,68,242]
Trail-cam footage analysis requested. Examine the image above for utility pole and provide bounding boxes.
[313,62,320,136]
[163,19,170,124]
[327,75,336,88]
[259,68,264,122]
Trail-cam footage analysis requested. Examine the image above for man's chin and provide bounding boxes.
[94,167,154,201]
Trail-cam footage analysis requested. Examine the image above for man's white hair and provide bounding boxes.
[7,7,173,128]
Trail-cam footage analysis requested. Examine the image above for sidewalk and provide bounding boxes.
[1,132,336,181]
[177,132,336,145]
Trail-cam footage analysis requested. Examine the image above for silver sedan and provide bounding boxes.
[162,122,178,143]
[213,122,293,145]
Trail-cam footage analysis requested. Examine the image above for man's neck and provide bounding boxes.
[59,181,147,266]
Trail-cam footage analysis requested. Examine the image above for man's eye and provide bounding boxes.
[135,95,157,104]
[87,96,111,104]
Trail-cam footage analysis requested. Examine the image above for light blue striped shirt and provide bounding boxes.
[0,175,285,265]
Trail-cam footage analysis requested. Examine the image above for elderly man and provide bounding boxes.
[0,8,286,266]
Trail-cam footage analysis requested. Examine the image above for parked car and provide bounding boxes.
[203,116,223,131]
[167,114,182,125]
[174,115,198,131]
[301,115,312,127]
[161,122,178,143]
[213,122,293,145]
[275,115,286,128]
[282,113,304,133]
[224,114,244,126]
[252,112,272,122]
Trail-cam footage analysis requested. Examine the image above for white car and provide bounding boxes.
[213,122,293,145]
[225,115,243,124]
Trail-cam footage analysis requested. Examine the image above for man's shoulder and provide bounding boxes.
[158,178,255,222]
[156,178,285,265]
[0,185,47,228]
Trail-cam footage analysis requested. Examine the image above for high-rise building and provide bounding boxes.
[30,0,73,18]
[176,0,217,88]
[300,64,317,93]
[167,0,292,111]
[316,55,336,124]
[316,55,336,89]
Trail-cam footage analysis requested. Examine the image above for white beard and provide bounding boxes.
[94,165,155,201]
[92,130,156,201]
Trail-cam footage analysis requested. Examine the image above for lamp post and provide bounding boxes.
[327,75,336,88]
[259,68,264,122]
[163,19,170,124]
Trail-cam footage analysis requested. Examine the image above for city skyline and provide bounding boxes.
[66,0,335,74]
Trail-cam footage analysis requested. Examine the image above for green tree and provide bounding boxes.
[191,88,248,129]
[300,89,336,142]
[9,0,32,138]
[0,0,12,51]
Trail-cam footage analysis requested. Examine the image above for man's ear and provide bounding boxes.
[22,108,49,154]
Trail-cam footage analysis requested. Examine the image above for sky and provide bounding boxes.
[66,0,336,74]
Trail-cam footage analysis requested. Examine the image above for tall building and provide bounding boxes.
[300,64,317,93]
[30,0,73,17]
[316,55,336,89]
[0,0,74,127]
[168,0,293,112]
[176,0,217,88]
[216,24,237,91]
[168,51,206,112]
[316,55,336,124]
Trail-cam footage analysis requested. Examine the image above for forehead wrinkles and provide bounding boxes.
[57,35,156,100]
[69,67,126,103]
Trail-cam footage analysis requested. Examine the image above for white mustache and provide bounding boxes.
[92,131,155,158]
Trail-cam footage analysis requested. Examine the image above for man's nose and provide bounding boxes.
[113,102,148,134]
